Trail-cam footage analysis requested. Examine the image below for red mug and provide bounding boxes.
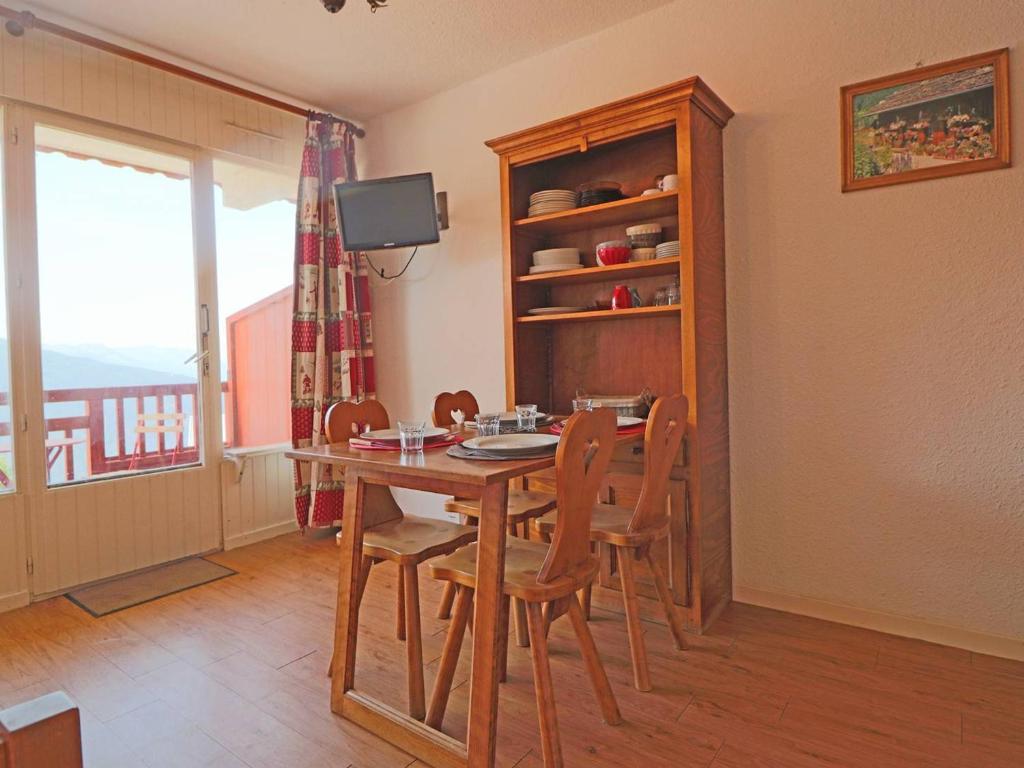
[611,284,632,310]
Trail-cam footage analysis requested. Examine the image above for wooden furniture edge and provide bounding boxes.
[0,692,83,768]
[343,691,467,768]
[485,76,733,157]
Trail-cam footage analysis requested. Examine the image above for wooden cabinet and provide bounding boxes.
[486,78,733,633]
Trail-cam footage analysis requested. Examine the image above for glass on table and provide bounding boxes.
[475,413,502,437]
[397,420,426,452]
[516,404,539,431]
[572,398,593,412]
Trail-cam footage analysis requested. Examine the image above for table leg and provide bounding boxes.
[331,466,367,714]
[466,481,509,768]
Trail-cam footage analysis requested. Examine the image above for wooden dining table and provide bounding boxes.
[287,424,644,768]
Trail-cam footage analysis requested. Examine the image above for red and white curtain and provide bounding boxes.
[291,115,375,529]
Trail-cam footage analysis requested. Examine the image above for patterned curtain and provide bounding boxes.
[291,115,375,529]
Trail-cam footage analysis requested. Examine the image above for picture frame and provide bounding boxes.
[841,48,1010,192]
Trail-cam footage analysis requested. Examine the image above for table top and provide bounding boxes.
[286,423,644,488]
[286,439,560,487]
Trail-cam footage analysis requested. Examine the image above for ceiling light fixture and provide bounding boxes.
[320,0,388,13]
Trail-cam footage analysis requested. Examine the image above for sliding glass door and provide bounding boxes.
[34,124,204,485]
[5,106,223,595]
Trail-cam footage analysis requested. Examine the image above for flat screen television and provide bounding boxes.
[334,172,439,251]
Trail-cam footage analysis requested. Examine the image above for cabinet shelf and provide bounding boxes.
[513,190,678,235]
[516,257,680,286]
[516,305,680,324]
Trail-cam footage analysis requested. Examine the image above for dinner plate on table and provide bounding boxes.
[617,417,645,428]
[462,433,559,455]
[360,427,449,442]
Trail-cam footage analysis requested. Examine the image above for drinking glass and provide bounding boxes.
[572,398,593,412]
[398,420,426,452]
[475,413,502,437]
[516,404,539,431]
[665,282,680,306]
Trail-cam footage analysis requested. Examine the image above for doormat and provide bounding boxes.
[65,557,236,617]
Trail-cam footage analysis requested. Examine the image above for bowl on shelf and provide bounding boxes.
[532,247,581,267]
[626,223,663,249]
[596,239,631,266]
[630,247,657,262]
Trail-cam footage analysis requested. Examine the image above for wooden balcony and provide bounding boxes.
[0,382,230,485]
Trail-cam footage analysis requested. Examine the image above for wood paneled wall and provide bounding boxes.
[0,24,305,608]
[0,27,306,166]
[0,495,27,610]
[220,451,296,551]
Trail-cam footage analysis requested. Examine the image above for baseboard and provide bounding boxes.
[0,590,29,613]
[733,585,1024,662]
[224,519,298,551]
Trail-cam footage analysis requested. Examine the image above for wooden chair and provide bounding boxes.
[432,389,557,629]
[325,399,478,721]
[534,395,690,692]
[128,412,185,470]
[427,409,622,767]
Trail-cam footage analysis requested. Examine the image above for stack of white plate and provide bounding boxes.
[528,189,577,217]
[655,240,680,259]
[529,247,581,274]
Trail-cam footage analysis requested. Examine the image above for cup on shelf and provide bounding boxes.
[611,284,633,310]
[475,413,502,436]
[665,283,681,305]
[515,404,539,431]
[398,420,426,453]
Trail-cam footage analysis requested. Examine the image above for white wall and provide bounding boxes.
[365,0,1024,648]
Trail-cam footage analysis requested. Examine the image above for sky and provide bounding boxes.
[31,147,295,361]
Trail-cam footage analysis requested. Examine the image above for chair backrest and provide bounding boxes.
[323,399,403,526]
[628,395,688,533]
[538,408,617,584]
[432,390,480,428]
[134,413,184,434]
[324,399,390,443]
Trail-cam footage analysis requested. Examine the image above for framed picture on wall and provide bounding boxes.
[841,48,1010,192]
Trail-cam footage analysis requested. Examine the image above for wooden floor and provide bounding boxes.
[1,531,1022,768]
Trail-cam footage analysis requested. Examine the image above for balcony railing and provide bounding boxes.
[0,382,232,485]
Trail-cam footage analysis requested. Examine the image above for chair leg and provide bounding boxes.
[426,585,474,730]
[617,548,651,692]
[513,597,530,647]
[437,581,457,620]
[507,520,519,536]
[402,564,426,721]
[498,594,511,683]
[525,601,563,768]
[578,583,592,621]
[645,551,688,651]
[356,555,374,611]
[566,593,622,725]
[396,565,406,641]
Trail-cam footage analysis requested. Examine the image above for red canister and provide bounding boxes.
[611,284,632,310]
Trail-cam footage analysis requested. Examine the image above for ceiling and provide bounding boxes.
[20,0,673,119]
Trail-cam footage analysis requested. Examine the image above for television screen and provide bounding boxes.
[334,172,439,251]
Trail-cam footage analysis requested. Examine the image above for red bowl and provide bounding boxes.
[596,245,631,266]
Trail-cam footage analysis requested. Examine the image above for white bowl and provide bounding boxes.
[533,247,581,266]
[631,248,657,261]
[625,223,663,236]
